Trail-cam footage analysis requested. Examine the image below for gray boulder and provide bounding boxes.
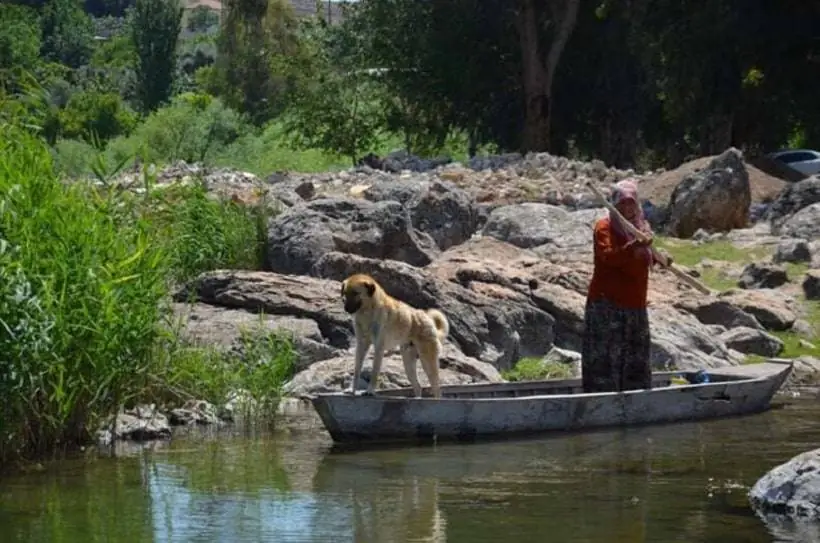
[363,178,480,250]
[749,448,820,519]
[265,198,439,275]
[767,176,820,229]
[665,148,752,238]
[481,202,593,259]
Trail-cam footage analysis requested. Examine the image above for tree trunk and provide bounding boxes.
[517,0,580,153]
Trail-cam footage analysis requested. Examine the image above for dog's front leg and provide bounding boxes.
[349,326,371,395]
[364,329,386,396]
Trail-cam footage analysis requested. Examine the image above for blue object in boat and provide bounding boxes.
[686,370,710,384]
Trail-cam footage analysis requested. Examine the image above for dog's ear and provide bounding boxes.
[364,281,376,297]
[340,280,347,298]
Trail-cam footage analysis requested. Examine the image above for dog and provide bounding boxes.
[340,273,450,399]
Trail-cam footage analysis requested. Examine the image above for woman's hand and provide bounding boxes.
[624,235,653,249]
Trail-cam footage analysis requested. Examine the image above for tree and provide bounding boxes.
[131,0,183,113]
[214,0,302,125]
[40,0,94,69]
[516,0,580,152]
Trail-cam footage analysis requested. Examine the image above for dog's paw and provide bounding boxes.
[361,389,376,397]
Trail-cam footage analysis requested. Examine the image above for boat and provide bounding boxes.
[308,360,794,446]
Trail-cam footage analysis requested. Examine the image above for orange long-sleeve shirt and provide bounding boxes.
[586,216,654,309]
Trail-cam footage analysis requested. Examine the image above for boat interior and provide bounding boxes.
[374,369,757,400]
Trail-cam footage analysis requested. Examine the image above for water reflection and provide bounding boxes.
[1,398,819,542]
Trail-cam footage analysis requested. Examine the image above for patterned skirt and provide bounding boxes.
[581,298,652,393]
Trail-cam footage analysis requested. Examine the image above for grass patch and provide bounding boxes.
[0,119,294,467]
[654,237,770,268]
[656,237,820,361]
[502,357,576,382]
[158,326,297,421]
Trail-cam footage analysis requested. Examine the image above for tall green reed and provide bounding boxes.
[0,122,170,461]
[1,85,291,467]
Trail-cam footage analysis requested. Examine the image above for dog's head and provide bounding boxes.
[340,274,378,314]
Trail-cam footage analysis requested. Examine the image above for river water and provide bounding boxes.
[1,394,819,543]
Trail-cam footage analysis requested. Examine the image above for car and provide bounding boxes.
[766,148,820,177]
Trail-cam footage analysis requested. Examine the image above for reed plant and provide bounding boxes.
[0,99,292,466]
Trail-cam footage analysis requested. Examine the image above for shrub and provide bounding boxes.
[0,115,290,467]
[105,93,251,167]
[0,122,169,461]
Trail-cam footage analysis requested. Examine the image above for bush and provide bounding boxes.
[0,116,291,467]
[0,122,169,461]
[105,92,251,167]
[139,179,273,283]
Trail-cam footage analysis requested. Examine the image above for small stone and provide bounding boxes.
[803,271,820,300]
[738,262,789,289]
[773,239,812,264]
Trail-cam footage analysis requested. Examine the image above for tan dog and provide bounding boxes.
[341,273,450,398]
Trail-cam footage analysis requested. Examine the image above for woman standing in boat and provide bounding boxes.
[582,179,671,393]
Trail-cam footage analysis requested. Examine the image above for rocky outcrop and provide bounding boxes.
[112,151,820,405]
[773,239,812,264]
[362,178,480,250]
[737,262,789,290]
[717,327,784,358]
[780,203,820,240]
[480,203,597,261]
[664,148,752,238]
[767,176,820,229]
[265,198,440,275]
[803,271,820,301]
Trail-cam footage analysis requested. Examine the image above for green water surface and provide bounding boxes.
[2,395,819,543]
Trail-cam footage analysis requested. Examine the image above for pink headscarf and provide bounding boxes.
[610,179,653,266]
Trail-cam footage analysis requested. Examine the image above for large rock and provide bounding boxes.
[480,203,594,261]
[664,148,752,238]
[646,304,742,370]
[265,198,439,275]
[672,295,763,330]
[310,251,556,371]
[717,289,798,331]
[773,239,812,264]
[362,179,480,250]
[749,448,820,519]
[174,270,355,349]
[803,271,820,301]
[780,202,820,240]
[717,326,784,358]
[737,262,789,289]
[171,302,342,371]
[283,342,503,398]
[767,176,820,229]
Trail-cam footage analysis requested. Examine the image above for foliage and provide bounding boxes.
[280,19,388,164]
[0,95,292,466]
[502,357,576,382]
[58,89,139,143]
[138,180,275,284]
[213,0,303,125]
[104,92,251,167]
[131,0,183,113]
[0,120,170,461]
[40,0,95,69]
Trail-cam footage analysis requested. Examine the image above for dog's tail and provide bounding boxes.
[426,309,450,341]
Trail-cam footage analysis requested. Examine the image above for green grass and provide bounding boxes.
[656,236,820,360]
[502,357,576,382]
[0,117,295,468]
